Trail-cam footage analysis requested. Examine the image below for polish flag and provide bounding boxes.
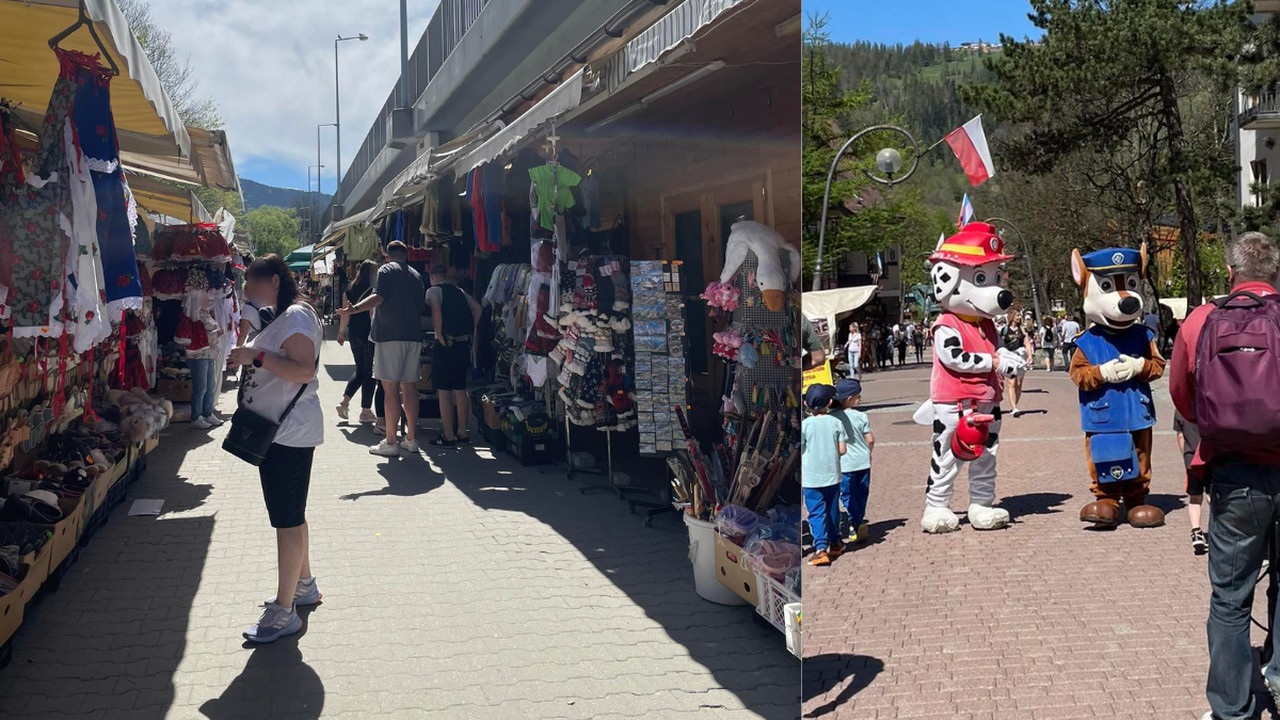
[944,115,996,186]
[957,194,974,228]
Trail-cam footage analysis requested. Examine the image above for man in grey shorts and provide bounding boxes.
[337,241,425,455]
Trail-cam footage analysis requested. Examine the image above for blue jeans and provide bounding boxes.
[804,484,841,552]
[1206,461,1280,720]
[847,350,860,377]
[186,358,217,419]
[842,469,871,528]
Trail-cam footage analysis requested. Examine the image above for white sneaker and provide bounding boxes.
[191,417,211,429]
[204,415,224,427]
[369,441,400,457]
[399,438,419,453]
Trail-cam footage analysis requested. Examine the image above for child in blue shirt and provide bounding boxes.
[802,383,847,566]
[832,378,875,544]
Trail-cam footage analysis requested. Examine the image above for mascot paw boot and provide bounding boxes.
[1126,504,1165,528]
[921,506,961,534]
[1080,499,1121,527]
[967,503,1010,531]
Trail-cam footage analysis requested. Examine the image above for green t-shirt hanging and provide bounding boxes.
[528,163,581,231]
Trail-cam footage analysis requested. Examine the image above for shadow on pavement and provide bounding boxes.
[322,362,356,383]
[201,621,324,720]
[1000,492,1071,520]
[428,435,800,718]
[1146,493,1187,515]
[2,428,215,719]
[340,451,445,501]
[802,653,884,717]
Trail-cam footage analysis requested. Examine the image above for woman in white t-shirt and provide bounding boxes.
[227,254,324,644]
[845,321,862,378]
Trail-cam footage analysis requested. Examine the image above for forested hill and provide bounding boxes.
[825,40,996,144]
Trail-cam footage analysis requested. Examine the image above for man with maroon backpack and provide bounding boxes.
[1170,231,1280,720]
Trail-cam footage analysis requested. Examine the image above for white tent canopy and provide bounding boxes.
[802,286,879,350]
[454,68,586,176]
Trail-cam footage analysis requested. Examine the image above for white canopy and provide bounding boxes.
[454,68,586,175]
[802,286,879,349]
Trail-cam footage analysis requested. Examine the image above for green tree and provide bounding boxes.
[243,206,300,258]
[963,0,1251,308]
[117,0,223,130]
[803,14,939,287]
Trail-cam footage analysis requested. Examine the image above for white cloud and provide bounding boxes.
[146,0,440,189]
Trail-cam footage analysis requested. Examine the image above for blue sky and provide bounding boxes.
[148,1,440,192]
[803,0,1043,45]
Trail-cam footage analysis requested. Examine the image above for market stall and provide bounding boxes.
[0,0,231,663]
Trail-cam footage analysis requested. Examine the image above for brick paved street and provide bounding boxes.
[802,355,1277,719]
[0,340,798,720]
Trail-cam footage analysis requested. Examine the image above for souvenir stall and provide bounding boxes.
[147,223,234,421]
[0,3,191,662]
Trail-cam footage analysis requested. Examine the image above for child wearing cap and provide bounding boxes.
[802,383,847,566]
[832,378,874,543]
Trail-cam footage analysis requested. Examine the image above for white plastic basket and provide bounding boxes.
[784,602,801,657]
[755,571,799,633]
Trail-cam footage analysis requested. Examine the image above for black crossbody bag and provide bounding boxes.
[223,360,314,466]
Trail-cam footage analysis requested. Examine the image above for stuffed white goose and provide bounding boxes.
[718,221,800,312]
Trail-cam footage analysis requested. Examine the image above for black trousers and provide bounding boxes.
[343,337,376,408]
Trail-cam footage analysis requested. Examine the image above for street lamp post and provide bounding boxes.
[812,124,921,292]
[984,216,1042,321]
[334,33,369,200]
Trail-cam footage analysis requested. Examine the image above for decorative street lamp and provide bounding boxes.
[812,124,921,291]
[984,216,1042,321]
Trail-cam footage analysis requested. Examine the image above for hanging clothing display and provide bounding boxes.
[528,162,581,232]
[482,161,505,249]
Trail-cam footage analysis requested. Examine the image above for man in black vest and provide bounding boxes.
[426,265,481,447]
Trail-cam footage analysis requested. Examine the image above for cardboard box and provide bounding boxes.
[18,538,52,590]
[45,498,83,570]
[144,436,159,455]
[714,534,759,606]
[0,567,28,645]
[483,399,503,431]
[156,377,193,403]
[91,458,126,509]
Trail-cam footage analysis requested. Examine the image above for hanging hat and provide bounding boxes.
[929,222,1014,267]
[1080,248,1141,276]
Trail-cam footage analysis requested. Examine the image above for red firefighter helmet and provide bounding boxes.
[952,402,995,461]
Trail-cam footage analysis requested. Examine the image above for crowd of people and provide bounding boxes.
[840,318,926,376]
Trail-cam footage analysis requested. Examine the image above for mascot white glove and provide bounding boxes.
[1116,354,1146,380]
[996,347,1028,378]
[1098,358,1130,384]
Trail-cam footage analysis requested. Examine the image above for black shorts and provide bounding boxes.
[1186,468,1207,497]
[432,340,471,391]
[259,443,315,528]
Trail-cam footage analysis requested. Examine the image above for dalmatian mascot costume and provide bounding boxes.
[914,222,1027,533]
[1068,247,1166,528]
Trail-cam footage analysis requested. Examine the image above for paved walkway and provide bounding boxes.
[0,338,798,719]
[802,358,1274,719]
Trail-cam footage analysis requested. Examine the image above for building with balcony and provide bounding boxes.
[1236,4,1280,210]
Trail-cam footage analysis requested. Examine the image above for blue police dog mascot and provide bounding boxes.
[1067,247,1167,528]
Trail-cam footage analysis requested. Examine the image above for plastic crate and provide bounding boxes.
[784,602,801,658]
[754,571,799,634]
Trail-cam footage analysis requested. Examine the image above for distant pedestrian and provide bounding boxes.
[337,241,426,456]
[1039,316,1058,371]
[335,260,378,425]
[802,383,846,567]
[1002,313,1032,416]
[912,320,925,363]
[844,321,862,378]
[832,378,874,544]
[1059,314,1081,368]
[425,265,481,447]
[894,323,907,365]
[1169,231,1280,720]
[227,254,324,644]
[1173,410,1207,555]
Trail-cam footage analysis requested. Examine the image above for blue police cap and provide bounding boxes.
[1081,248,1141,276]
